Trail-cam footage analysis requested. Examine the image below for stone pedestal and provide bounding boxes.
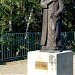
[27,50,73,75]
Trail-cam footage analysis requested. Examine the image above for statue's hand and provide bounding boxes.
[41,3,47,8]
[54,13,58,17]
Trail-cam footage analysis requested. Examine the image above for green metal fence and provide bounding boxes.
[61,32,75,50]
[0,32,75,61]
[0,32,41,61]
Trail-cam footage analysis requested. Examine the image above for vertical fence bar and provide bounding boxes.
[21,34,24,56]
[35,33,36,50]
[25,33,27,55]
[22,33,24,56]
[6,33,10,58]
[18,33,21,56]
[36,33,38,50]
[9,33,10,58]
[15,33,17,57]
[1,43,3,61]
[1,33,3,60]
[28,33,31,51]
[4,43,5,59]
[17,33,19,57]
[23,33,25,56]
[28,32,29,52]
[10,33,12,58]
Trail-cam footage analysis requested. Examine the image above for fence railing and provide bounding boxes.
[0,32,75,61]
[0,32,41,61]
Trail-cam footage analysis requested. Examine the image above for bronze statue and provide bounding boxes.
[40,0,64,51]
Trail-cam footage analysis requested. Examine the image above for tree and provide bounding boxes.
[0,0,42,33]
[23,0,42,32]
[0,0,75,32]
[62,0,75,31]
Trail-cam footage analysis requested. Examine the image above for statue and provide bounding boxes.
[40,0,64,51]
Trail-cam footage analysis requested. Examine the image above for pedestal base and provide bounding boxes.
[27,50,73,75]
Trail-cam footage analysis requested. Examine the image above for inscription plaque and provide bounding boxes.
[35,61,48,70]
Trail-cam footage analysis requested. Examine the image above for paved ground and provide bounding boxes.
[0,60,27,75]
[0,55,75,75]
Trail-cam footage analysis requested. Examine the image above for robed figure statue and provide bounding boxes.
[40,0,64,50]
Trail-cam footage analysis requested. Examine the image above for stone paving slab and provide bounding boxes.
[0,55,75,75]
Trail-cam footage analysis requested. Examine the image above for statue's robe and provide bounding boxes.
[40,0,64,49]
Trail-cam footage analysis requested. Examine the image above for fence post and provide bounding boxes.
[27,32,29,52]
[1,44,3,61]
[1,33,3,61]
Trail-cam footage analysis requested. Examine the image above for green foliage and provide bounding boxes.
[24,0,42,32]
[0,0,9,32]
[0,0,42,33]
[0,0,75,32]
[62,0,75,31]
